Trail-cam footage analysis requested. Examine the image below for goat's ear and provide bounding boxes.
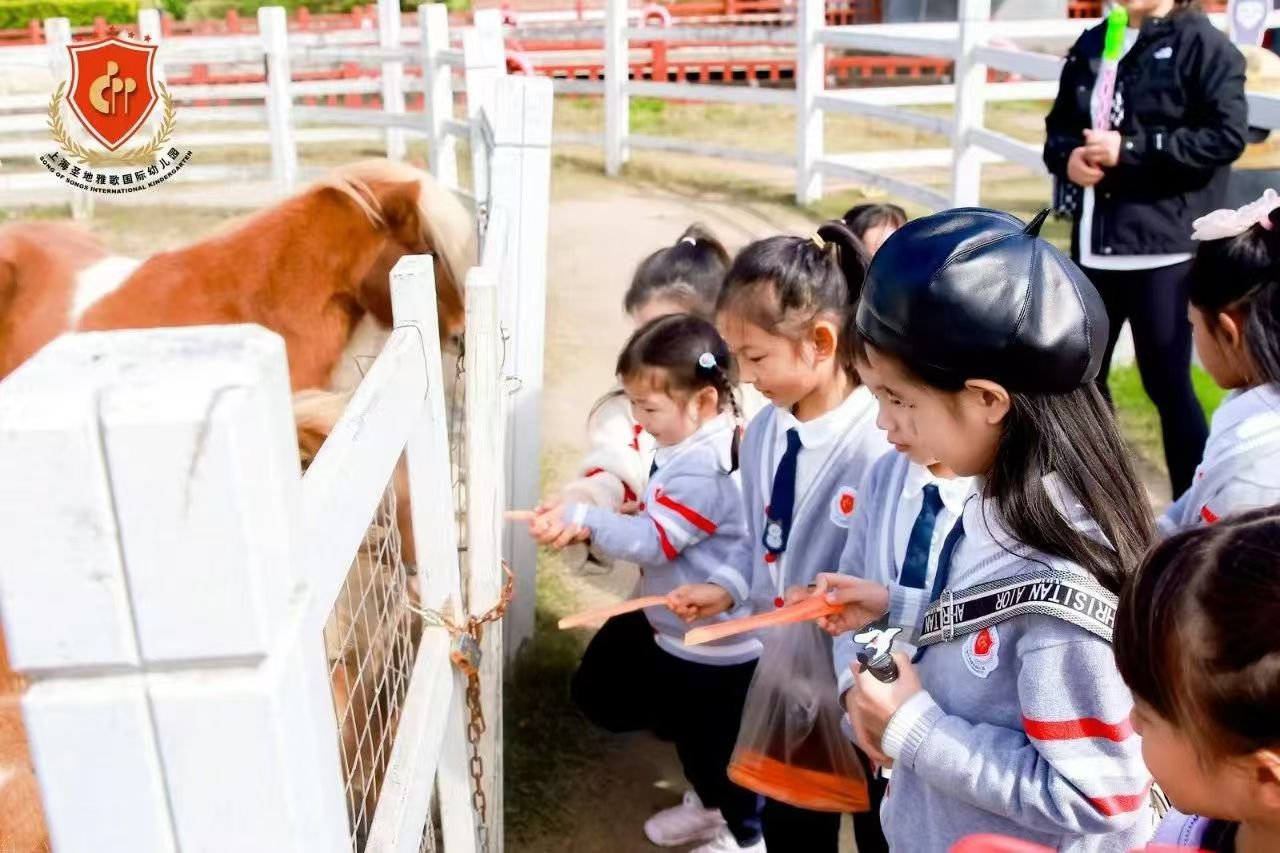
[379,179,427,248]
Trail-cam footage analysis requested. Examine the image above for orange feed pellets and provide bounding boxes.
[729,750,870,813]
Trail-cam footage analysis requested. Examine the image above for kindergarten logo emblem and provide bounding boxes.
[40,27,191,193]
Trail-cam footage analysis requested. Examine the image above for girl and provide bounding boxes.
[532,224,732,559]
[1043,0,1247,498]
[841,203,907,257]
[1117,506,1280,852]
[671,220,892,851]
[535,314,764,853]
[827,395,976,853]
[817,207,1155,852]
[1160,191,1280,533]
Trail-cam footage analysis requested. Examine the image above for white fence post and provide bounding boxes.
[137,8,164,86]
[487,75,553,658]
[378,0,407,161]
[463,9,506,204]
[0,326,349,853]
[795,0,824,205]
[951,0,991,206]
[604,0,629,175]
[464,256,506,850]
[260,6,298,194]
[45,17,93,221]
[421,3,459,188]
[361,255,477,853]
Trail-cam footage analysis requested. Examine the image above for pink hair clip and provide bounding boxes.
[1191,188,1280,241]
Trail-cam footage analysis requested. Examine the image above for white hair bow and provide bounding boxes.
[1191,188,1280,241]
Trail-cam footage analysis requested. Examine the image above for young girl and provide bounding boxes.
[841,203,907,257]
[1160,191,1280,533]
[534,225,750,560]
[534,314,764,853]
[671,220,892,851]
[1116,506,1280,853]
[827,401,976,853]
[816,207,1155,851]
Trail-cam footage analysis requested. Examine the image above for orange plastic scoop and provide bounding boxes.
[557,595,670,630]
[729,750,869,813]
[683,595,843,646]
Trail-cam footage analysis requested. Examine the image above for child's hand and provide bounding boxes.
[667,583,734,623]
[528,502,588,549]
[813,573,890,635]
[851,652,922,757]
[844,686,892,770]
[782,584,813,606]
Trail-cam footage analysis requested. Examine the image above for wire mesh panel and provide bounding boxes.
[417,791,442,853]
[448,344,469,562]
[323,478,420,852]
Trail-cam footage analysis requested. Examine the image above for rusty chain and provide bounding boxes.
[410,563,515,853]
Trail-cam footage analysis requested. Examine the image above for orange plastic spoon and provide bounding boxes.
[684,595,843,646]
[557,595,671,630]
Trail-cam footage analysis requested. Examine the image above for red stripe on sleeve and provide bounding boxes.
[655,492,718,534]
[1022,716,1135,743]
[583,467,606,478]
[1088,791,1150,816]
[1200,505,1219,524]
[653,519,678,560]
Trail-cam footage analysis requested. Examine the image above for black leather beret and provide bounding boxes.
[856,207,1108,394]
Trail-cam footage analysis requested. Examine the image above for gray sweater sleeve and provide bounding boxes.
[885,634,1150,836]
[569,472,721,568]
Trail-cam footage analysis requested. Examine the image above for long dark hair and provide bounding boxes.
[625,223,731,320]
[841,203,907,245]
[717,220,869,379]
[1190,206,1280,386]
[987,384,1154,594]
[616,313,742,470]
[1115,505,1280,757]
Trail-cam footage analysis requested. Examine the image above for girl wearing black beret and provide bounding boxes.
[816,208,1157,852]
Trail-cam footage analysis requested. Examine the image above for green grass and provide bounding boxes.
[1109,363,1227,471]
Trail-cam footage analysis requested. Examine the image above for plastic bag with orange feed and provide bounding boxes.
[728,621,868,813]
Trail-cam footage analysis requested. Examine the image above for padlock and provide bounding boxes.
[450,632,482,679]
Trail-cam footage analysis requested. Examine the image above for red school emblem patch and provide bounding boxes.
[830,486,857,528]
[963,627,1000,679]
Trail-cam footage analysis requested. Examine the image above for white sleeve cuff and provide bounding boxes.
[567,503,591,528]
[881,690,939,762]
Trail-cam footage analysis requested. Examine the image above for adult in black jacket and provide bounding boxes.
[1043,0,1247,498]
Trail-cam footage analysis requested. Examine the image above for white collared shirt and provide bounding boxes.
[652,411,737,473]
[770,385,878,504]
[891,463,973,592]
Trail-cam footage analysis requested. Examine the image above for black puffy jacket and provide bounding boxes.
[1043,10,1248,258]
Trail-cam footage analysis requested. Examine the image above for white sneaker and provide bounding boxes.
[690,827,766,853]
[643,790,726,847]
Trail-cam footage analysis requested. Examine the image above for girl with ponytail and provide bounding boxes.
[1160,192,1280,532]
[668,221,892,851]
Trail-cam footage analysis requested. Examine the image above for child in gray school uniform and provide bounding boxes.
[1161,191,1280,532]
[817,208,1155,852]
[531,314,764,853]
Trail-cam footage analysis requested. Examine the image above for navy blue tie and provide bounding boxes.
[927,515,965,604]
[649,459,659,478]
[913,515,965,663]
[899,484,945,589]
[763,428,803,555]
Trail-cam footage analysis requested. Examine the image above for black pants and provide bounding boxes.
[570,611,764,847]
[1083,261,1208,498]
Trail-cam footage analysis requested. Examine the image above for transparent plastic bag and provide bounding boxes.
[728,621,869,812]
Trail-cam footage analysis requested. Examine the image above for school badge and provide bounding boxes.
[829,486,857,528]
[963,626,1000,679]
[40,27,191,194]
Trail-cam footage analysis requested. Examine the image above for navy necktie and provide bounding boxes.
[763,428,802,555]
[927,515,966,604]
[899,484,945,589]
[649,459,659,478]
[913,514,966,663]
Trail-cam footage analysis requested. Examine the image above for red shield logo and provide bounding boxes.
[65,37,158,151]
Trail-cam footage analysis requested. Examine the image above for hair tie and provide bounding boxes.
[1192,188,1280,241]
[697,352,718,371]
[811,234,826,250]
[680,236,698,246]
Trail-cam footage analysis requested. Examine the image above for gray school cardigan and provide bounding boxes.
[567,414,760,665]
[730,393,891,621]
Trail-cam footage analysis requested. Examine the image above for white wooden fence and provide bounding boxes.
[0,18,551,848]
